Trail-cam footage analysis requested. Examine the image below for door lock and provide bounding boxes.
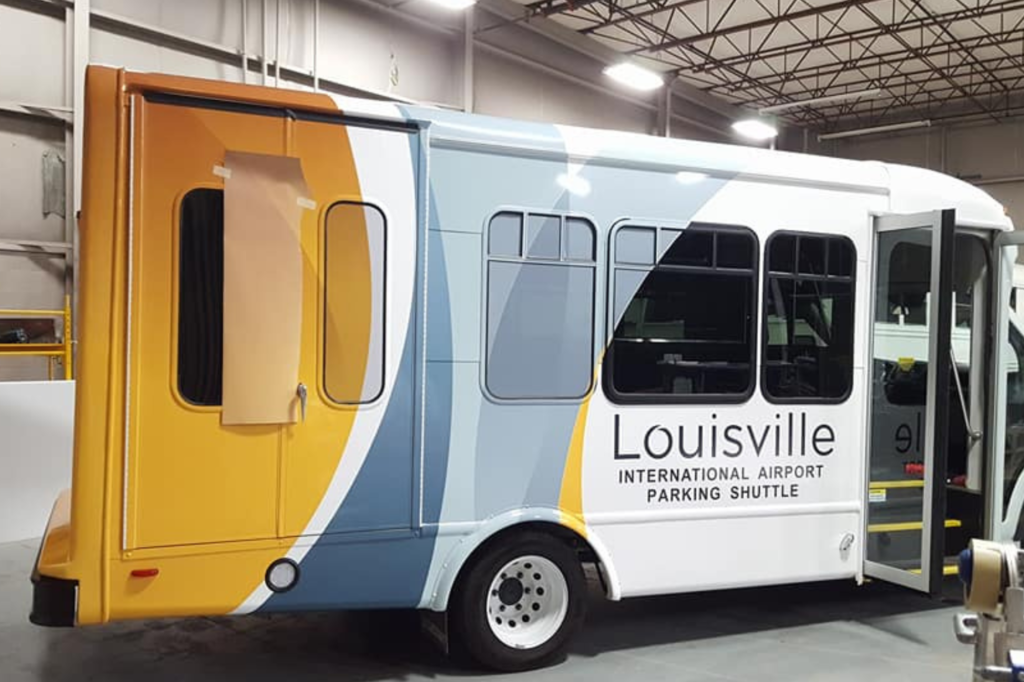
[296,382,307,422]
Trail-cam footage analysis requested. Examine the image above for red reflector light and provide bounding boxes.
[130,568,159,578]
[904,462,924,477]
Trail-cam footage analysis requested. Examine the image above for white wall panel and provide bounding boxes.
[93,0,245,51]
[475,50,653,133]
[670,121,728,144]
[0,357,51,382]
[0,5,66,106]
[0,253,65,309]
[835,130,934,168]
[0,118,66,243]
[949,121,1024,178]
[981,181,1024,217]
[91,30,245,82]
[0,381,74,542]
[0,117,66,382]
[316,0,460,104]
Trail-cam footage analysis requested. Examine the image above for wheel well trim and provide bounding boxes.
[425,507,621,611]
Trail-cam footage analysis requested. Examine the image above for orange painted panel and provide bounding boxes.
[129,100,285,549]
[68,65,127,624]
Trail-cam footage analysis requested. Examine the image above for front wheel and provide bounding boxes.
[451,532,587,671]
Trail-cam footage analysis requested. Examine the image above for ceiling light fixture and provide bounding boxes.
[603,62,664,91]
[817,119,931,141]
[426,0,476,9]
[758,89,882,115]
[732,118,778,142]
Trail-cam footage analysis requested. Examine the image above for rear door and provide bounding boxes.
[127,94,421,549]
[279,116,420,538]
[127,94,299,549]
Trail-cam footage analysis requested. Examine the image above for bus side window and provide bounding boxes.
[484,211,597,401]
[178,187,225,406]
[605,223,758,403]
[323,202,386,404]
[762,233,856,403]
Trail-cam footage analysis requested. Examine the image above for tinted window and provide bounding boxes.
[661,230,713,267]
[526,214,560,259]
[615,227,655,265]
[486,211,597,400]
[769,234,796,273]
[829,238,853,276]
[324,202,386,404]
[178,188,224,406]
[488,212,521,257]
[487,263,594,399]
[797,236,826,276]
[879,241,929,324]
[718,232,755,269]
[763,233,856,402]
[606,225,758,401]
[565,217,595,261]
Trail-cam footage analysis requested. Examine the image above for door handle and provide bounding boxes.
[296,382,307,422]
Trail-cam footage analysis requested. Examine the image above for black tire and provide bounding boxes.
[450,531,587,672]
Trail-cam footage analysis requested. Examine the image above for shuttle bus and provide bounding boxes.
[28,66,1024,670]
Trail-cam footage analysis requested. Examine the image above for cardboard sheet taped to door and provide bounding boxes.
[221,151,309,425]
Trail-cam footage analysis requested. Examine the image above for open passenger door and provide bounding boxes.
[865,209,956,594]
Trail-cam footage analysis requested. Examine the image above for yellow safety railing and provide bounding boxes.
[909,565,960,576]
[0,295,72,380]
[868,519,962,533]
[869,479,925,489]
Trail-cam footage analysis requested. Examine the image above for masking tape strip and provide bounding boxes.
[297,197,316,210]
[966,539,1004,615]
[213,165,232,179]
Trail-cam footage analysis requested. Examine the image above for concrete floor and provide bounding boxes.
[1,538,971,682]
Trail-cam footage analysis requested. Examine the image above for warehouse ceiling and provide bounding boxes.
[513,0,1024,130]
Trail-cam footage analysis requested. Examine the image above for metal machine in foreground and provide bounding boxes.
[956,540,1024,681]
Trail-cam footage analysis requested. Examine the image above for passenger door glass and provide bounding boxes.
[865,211,956,594]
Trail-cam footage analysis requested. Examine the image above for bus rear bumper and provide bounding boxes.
[29,490,78,627]
[30,572,77,627]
